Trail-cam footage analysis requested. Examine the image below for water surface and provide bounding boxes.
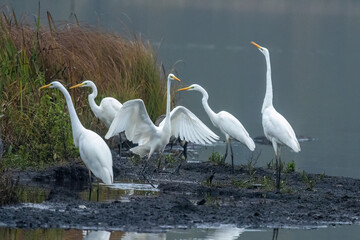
[6,0,360,178]
[3,0,360,238]
[2,225,360,239]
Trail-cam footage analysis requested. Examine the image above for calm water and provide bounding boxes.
[2,225,360,239]
[3,0,360,238]
[5,0,360,178]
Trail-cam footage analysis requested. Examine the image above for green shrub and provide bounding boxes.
[208,152,225,166]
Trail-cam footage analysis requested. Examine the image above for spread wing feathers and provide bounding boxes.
[217,111,255,151]
[105,99,157,145]
[168,106,219,144]
[263,109,301,152]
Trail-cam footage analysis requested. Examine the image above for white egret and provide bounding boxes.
[251,41,301,192]
[105,74,219,172]
[39,81,113,187]
[69,80,125,156]
[70,80,122,128]
[177,84,255,171]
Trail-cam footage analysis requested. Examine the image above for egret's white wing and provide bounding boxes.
[168,106,219,144]
[79,130,113,185]
[105,99,157,145]
[217,111,255,151]
[98,97,123,127]
[262,107,300,152]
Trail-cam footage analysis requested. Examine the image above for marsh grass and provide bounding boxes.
[0,170,20,205]
[0,10,172,169]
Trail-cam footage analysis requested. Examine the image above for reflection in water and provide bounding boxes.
[121,232,166,240]
[83,230,111,240]
[17,186,50,203]
[79,181,160,202]
[208,227,245,240]
[272,228,279,240]
[3,225,360,239]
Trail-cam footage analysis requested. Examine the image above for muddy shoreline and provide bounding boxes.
[1,146,360,232]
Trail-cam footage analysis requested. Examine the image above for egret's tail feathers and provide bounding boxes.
[130,145,149,158]
[99,168,113,185]
[294,142,301,152]
[245,138,256,151]
[289,139,301,153]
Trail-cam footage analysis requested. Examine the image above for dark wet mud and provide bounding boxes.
[1,145,360,232]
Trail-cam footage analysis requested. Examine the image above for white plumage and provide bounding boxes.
[70,80,122,128]
[40,81,113,185]
[177,84,255,170]
[105,74,219,164]
[251,41,300,191]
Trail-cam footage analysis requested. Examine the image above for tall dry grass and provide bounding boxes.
[0,11,173,168]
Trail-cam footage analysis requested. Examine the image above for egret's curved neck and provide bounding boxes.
[57,85,85,145]
[262,53,273,112]
[198,86,217,123]
[87,82,101,114]
[164,78,172,127]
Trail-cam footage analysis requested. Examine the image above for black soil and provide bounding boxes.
[1,145,360,232]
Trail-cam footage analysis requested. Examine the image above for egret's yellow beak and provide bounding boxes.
[177,86,191,92]
[172,75,181,82]
[70,83,85,89]
[251,41,262,49]
[39,84,51,90]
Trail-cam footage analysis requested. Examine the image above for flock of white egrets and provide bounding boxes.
[39,41,301,192]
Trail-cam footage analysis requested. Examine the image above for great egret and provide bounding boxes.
[177,84,255,171]
[251,41,301,192]
[69,80,126,157]
[70,80,122,128]
[105,74,219,172]
[39,81,113,187]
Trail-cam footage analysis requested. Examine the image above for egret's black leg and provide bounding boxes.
[141,159,149,174]
[88,170,92,201]
[275,147,282,193]
[172,141,188,174]
[157,155,163,171]
[272,228,279,240]
[182,141,188,160]
[229,140,234,173]
[118,133,122,158]
[224,140,229,162]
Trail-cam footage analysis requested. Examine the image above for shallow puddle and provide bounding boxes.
[78,180,160,202]
[16,186,50,203]
[1,224,360,240]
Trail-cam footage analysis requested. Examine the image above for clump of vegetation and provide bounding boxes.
[208,152,225,166]
[0,171,20,205]
[266,159,296,173]
[0,10,172,169]
[163,153,179,168]
[301,170,316,191]
[232,176,276,191]
[247,151,261,176]
[284,160,296,173]
[266,159,276,170]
